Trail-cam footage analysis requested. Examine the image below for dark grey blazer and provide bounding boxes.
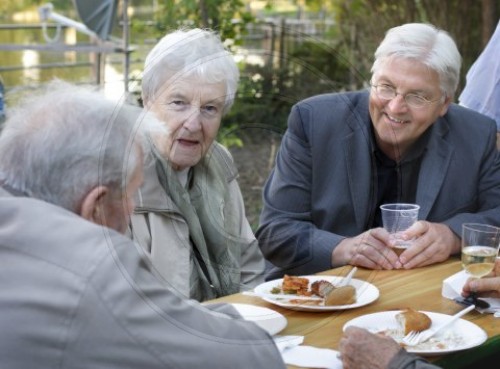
[257,90,500,279]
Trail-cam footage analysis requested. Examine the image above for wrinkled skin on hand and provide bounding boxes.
[332,228,401,270]
[339,326,401,369]
[398,221,460,269]
[332,221,460,270]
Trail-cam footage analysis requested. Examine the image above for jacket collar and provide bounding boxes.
[134,156,179,212]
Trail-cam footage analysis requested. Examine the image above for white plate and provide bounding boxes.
[229,303,287,336]
[343,311,487,356]
[253,276,379,312]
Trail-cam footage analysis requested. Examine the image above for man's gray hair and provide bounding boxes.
[0,80,157,212]
[371,23,462,98]
[141,28,239,115]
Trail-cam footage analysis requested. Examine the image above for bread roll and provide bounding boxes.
[396,308,431,335]
[324,285,356,306]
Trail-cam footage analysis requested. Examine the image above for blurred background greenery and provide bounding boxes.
[1,0,498,132]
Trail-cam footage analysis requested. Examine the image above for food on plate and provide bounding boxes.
[376,326,462,351]
[281,275,312,295]
[272,276,357,305]
[311,280,335,297]
[396,308,432,335]
[324,285,356,306]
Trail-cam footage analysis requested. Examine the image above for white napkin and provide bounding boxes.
[274,335,305,352]
[282,346,342,369]
[442,270,500,313]
[274,336,342,369]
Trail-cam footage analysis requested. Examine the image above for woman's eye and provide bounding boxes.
[166,100,187,110]
[202,105,219,116]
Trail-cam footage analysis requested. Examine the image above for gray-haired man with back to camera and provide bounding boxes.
[0,80,285,368]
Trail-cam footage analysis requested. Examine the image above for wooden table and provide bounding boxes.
[211,258,499,369]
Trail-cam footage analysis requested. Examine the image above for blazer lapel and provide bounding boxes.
[416,122,453,219]
[343,115,375,229]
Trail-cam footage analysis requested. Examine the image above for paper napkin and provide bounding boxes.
[281,346,342,369]
[274,335,342,369]
[273,335,305,353]
[442,270,500,313]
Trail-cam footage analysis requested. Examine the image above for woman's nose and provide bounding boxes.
[183,108,202,131]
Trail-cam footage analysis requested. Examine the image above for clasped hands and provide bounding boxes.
[333,221,460,270]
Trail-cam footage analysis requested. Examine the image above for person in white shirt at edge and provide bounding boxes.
[128,28,265,302]
[0,80,285,368]
[459,20,500,150]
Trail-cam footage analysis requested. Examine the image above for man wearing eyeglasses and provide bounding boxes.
[257,23,500,278]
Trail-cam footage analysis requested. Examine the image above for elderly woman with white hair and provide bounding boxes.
[129,28,265,302]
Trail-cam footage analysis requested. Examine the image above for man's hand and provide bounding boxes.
[332,221,460,270]
[339,326,401,369]
[332,228,401,269]
[396,221,460,269]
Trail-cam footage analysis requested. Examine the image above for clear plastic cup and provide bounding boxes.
[380,203,420,255]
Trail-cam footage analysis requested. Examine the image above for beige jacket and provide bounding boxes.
[129,143,265,301]
[0,186,285,369]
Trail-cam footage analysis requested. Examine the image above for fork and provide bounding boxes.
[401,304,475,346]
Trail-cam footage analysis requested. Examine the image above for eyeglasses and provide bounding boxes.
[370,83,444,109]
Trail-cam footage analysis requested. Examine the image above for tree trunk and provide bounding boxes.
[199,0,209,28]
[481,0,497,48]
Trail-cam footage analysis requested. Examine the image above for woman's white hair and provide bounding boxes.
[141,28,239,115]
[371,23,462,98]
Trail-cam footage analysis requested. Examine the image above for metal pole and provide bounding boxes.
[0,75,6,126]
[95,52,102,85]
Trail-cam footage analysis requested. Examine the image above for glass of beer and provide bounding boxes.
[461,223,500,305]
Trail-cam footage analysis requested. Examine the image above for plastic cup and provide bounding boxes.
[461,223,500,278]
[380,203,420,255]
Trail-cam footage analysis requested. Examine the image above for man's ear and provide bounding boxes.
[79,186,109,224]
[438,95,453,117]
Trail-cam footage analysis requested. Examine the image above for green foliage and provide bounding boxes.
[304,0,333,13]
[223,37,353,135]
[0,0,36,18]
[154,0,254,45]
[217,124,244,148]
[47,1,74,11]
